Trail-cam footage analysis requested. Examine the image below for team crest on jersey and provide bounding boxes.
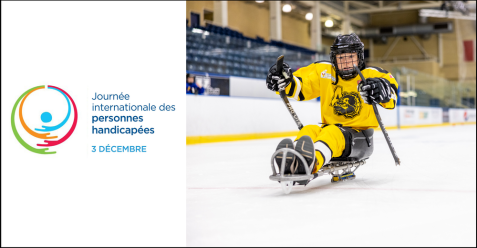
[329,86,362,119]
[320,70,336,82]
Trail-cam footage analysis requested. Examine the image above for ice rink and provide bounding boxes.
[187,125,476,246]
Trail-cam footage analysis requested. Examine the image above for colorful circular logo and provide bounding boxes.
[11,85,78,154]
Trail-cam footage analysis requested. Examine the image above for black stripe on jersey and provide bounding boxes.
[332,70,339,85]
[316,140,333,158]
[390,84,398,96]
[298,91,305,101]
[314,60,332,64]
[287,78,296,97]
[367,66,389,74]
[385,83,398,110]
[317,150,326,167]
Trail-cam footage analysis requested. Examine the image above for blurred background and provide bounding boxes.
[186,1,476,144]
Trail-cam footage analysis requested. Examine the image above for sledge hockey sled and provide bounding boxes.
[269,128,374,194]
[269,148,367,194]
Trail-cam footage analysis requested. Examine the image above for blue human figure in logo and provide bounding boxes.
[41,112,52,123]
[35,87,71,132]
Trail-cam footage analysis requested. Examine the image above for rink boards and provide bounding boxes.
[187,95,476,144]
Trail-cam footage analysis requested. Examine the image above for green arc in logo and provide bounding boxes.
[11,85,56,154]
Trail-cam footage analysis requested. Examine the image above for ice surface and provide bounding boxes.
[187,125,476,246]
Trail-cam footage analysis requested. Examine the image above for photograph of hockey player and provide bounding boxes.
[266,33,398,176]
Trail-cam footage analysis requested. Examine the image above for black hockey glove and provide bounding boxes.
[266,62,293,92]
[357,78,393,104]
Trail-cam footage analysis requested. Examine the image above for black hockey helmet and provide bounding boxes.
[330,33,365,80]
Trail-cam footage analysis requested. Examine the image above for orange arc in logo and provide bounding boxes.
[19,87,58,139]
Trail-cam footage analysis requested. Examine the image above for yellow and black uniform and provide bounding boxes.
[280,61,399,173]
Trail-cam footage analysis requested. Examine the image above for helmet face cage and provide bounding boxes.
[330,33,365,80]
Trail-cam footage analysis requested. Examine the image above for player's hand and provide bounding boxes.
[357,78,393,104]
[266,62,293,92]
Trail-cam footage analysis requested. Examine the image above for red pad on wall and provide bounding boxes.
[463,40,474,62]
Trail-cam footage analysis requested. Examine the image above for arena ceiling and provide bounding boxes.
[250,1,476,28]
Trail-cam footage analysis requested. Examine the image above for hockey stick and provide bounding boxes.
[354,64,401,166]
[276,55,304,130]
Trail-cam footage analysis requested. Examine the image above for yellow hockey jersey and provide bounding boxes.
[281,61,399,130]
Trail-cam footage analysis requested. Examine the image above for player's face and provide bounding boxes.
[336,52,358,71]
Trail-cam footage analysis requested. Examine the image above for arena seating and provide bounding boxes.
[186,25,328,78]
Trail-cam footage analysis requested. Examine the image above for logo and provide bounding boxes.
[419,111,428,119]
[286,103,295,114]
[287,103,302,126]
[329,86,362,119]
[11,85,78,154]
[320,70,336,82]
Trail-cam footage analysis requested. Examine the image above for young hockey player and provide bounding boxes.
[266,33,399,175]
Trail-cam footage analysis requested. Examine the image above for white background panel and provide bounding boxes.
[2,2,185,246]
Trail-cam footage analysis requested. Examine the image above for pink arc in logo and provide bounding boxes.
[37,86,78,147]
